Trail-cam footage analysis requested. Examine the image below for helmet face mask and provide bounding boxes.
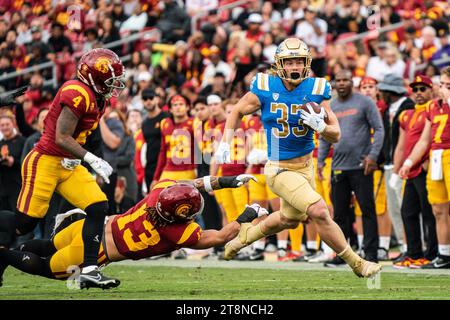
[274,38,312,85]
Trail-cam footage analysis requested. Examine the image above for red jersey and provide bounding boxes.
[35,80,106,158]
[153,117,196,180]
[399,102,430,179]
[110,179,202,260]
[244,114,266,175]
[213,118,247,176]
[426,99,450,151]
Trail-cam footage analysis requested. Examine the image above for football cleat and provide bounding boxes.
[409,258,430,269]
[224,223,252,260]
[79,268,120,290]
[393,257,413,269]
[352,259,382,278]
[421,256,450,269]
[249,249,265,261]
[323,256,346,267]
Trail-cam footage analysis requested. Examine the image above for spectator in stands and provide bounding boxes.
[282,0,305,34]
[83,28,99,52]
[47,23,73,55]
[0,55,15,91]
[20,108,49,163]
[156,0,191,43]
[431,27,450,69]
[126,108,143,135]
[201,45,232,88]
[99,16,122,54]
[367,44,406,81]
[414,25,440,62]
[111,0,129,31]
[295,6,328,77]
[0,111,25,211]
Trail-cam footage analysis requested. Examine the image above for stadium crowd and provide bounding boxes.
[0,0,450,269]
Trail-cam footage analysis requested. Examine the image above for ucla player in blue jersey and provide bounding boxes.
[214,38,381,278]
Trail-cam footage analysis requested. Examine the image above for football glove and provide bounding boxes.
[236,203,269,224]
[83,152,113,184]
[300,105,326,133]
[214,141,231,164]
[0,86,28,107]
[219,174,257,188]
[247,148,268,165]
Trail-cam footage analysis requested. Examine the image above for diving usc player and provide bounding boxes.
[0,176,262,285]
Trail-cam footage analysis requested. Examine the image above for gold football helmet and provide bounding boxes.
[274,38,312,85]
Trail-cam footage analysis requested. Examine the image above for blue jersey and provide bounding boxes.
[250,73,332,161]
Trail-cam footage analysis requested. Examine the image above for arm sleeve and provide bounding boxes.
[318,137,331,166]
[366,98,385,161]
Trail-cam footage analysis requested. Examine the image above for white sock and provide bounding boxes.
[300,244,306,253]
[277,240,288,250]
[379,236,390,251]
[402,244,408,253]
[307,240,317,251]
[82,265,98,274]
[322,242,333,255]
[438,244,450,256]
[254,240,266,251]
[357,235,364,249]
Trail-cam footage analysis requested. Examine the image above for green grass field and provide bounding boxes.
[1,259,449,300]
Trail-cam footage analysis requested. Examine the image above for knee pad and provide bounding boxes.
[84,201,109,219]
[15,210,40,235]
[0,210,16,246]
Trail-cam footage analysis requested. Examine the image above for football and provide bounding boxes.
[300,101,329,123]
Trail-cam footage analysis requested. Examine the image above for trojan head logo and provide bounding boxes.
[175,204,192,218]
[416,76,422,83]
[94,57,111,74]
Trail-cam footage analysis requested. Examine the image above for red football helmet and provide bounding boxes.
[156,184,204,223]
[76,48,125,98]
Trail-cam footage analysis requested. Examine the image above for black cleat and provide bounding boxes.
[324,256,346,267]
[249,249,265,261]
[421,256,450,269]
[79,269,120,290]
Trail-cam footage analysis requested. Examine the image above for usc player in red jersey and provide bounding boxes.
[399,67,450,269]
[152,94,196,184]
[0,48,126,289]
[0,175,262,288]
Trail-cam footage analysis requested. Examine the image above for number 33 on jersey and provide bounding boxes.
[250,72,332,161]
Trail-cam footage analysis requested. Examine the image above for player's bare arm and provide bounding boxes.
[320,100,340,143]
[189,222,241,249]
[55,106,88,159]
[188,204,267,249]
[222,92,261,144]
[393,127,405,173]
[399,119,431,178]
